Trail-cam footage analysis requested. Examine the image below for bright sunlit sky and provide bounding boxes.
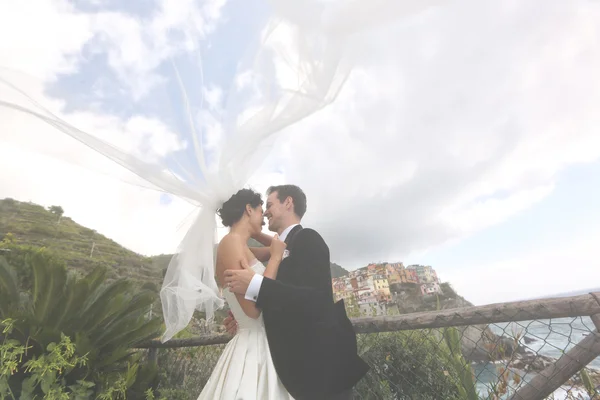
[1,0,599,306]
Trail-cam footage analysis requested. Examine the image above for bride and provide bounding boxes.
[198,188,293,399]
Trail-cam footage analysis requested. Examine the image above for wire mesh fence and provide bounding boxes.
[352,317,599,399]
[142,295,600,400]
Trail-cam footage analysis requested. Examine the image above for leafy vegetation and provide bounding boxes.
[0,245,163,398]
[152,326,225,400]
[354,330,464,399]
[2,321,98,399]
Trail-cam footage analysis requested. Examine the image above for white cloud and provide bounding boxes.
[439,184,555,233]
[90,0,227,99]
[0,0,93,80]
[260,0,600,271]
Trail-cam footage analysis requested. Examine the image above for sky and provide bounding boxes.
[1,0,599,306]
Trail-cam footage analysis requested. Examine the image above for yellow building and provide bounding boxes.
[373,275,391,302]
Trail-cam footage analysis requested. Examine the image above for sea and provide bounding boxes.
[473,287,600,399]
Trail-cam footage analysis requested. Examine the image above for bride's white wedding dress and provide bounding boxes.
[197,259,294,400]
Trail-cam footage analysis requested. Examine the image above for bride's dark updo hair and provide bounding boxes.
[217,188,263,227]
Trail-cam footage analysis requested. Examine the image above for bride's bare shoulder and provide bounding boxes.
[216,234,246,282]
[216,233,249,264]
[218,232,244,251]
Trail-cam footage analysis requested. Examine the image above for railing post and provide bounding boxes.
[591,293,600,331]
[592,314,600,331]
[148,347,158,363]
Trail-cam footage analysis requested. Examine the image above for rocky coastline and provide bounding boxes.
[459,326,600,394]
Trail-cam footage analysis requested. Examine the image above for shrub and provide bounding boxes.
[354,330,467,399]
[0,318,147,399]
[0,251,162,398]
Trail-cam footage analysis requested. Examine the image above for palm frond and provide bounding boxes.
[0,256,19,318]
[31,253,67,325]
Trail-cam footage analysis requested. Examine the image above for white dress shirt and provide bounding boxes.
[245,224,299,302]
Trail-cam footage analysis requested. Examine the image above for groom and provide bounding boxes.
[224,184,368,400]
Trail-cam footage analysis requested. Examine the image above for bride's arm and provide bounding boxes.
[252,232,273,247]
[250,247,270,262]
[250,232,273,262]
[217,236,261,319]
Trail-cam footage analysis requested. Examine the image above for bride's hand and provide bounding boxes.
[269,234,286,261]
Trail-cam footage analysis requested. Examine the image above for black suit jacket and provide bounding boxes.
[256,225,369,399]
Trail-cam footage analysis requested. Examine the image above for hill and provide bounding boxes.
[0,198,162,288]
[330,262,348,278]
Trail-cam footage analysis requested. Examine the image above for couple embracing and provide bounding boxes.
[198,184,368,399]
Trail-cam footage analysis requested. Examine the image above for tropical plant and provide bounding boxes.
[440,326,479,400]
[0,318,153,400]
[0,250,162,398]
[1,318,93,400]
[579,368,599,400]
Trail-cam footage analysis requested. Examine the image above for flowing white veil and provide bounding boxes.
[0,0,449,342]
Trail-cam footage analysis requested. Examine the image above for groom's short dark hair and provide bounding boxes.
[267,185,307,218]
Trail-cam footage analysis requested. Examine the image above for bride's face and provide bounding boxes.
[248,204,265,234]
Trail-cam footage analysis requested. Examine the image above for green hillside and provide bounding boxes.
[330,262,348,278]
[0,198,162,288]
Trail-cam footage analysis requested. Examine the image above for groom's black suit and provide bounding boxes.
[255,225,369,399]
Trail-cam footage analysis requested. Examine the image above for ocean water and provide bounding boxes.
[490,317,598,369]
[473,316,597,398]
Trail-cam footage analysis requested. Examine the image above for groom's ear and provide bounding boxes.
[284,196,293,210]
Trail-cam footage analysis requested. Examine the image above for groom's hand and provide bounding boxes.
[224,259,256,295]
[223,311,238,335]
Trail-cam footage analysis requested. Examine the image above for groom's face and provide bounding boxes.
[264,191,285,233]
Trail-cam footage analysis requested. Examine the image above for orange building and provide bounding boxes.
[399,267,418,284]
